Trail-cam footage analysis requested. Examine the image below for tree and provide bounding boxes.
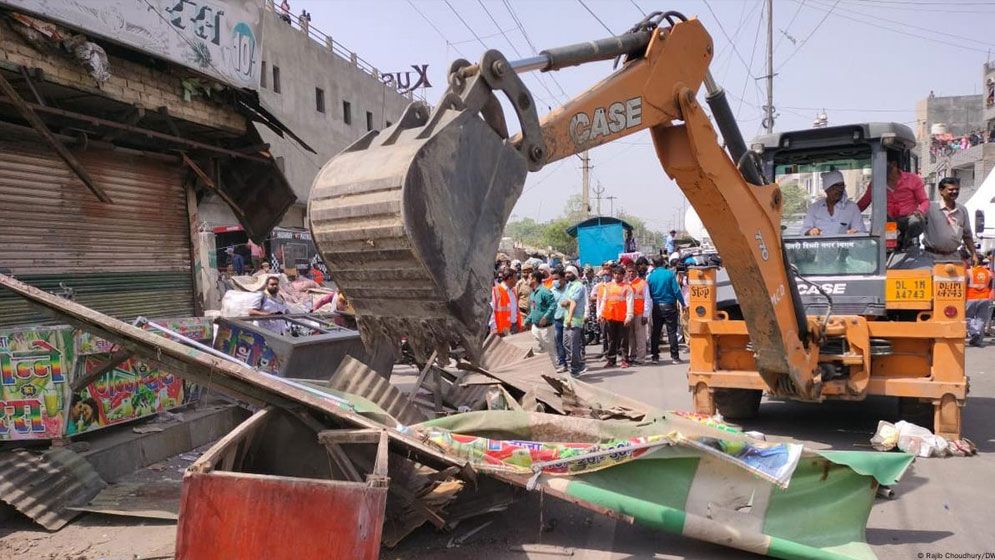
[541,217,578,255]
[779,180,809,220]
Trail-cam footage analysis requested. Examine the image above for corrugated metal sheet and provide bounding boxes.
[0,447,107,530]
[328,356,426,426]
[0,133,193,326]
[479,333,534,371]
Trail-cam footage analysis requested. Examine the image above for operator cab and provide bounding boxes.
[752,123,918,317]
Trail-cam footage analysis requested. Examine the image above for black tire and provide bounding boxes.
[714,389,762,420]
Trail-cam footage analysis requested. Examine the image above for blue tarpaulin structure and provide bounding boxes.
[567,217,634,267]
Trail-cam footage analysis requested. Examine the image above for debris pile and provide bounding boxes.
[0,274,918,560]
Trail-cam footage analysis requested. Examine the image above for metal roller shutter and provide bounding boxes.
[0,135,194,326]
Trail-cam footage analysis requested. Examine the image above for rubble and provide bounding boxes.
[0,273,920,559]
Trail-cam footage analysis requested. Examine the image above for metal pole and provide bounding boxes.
[765,0,775,134]
[606,195,617,217]
[593,181,605,216]
[581,151,591,216]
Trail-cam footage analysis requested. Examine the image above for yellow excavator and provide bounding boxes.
[308,12,967,437]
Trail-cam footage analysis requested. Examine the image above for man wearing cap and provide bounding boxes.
[665,230,677,255]
[924,177,977,261]
[515,262,535,319]
[560,265,588,376]
[802,170,866,236]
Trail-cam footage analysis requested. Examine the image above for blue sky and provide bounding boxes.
[296,0,995,232]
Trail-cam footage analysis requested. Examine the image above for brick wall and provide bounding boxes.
[0,21,246,133]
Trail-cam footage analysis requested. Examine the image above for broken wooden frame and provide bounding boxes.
[0,274,637,540]
[177,408,390,560]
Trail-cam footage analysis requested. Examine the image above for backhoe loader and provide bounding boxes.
[308,12,966,438]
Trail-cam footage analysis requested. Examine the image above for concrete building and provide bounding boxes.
[914,83,995,198]
[198,4,413,230]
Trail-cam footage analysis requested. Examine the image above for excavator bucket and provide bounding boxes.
[309,88,534,363]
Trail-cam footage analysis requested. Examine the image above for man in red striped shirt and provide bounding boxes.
[857,153,929,249]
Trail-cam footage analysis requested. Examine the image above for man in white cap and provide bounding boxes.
[801,170,866,236]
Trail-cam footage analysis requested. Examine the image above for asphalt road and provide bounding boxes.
[390,342,995,560]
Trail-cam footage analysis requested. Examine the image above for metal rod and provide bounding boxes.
[138,317,245,366]
[508,55,551,73]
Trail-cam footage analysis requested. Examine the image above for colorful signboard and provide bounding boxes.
[2,0,263,88]
[67,357,186,436]
[0,328,74,440]
[1,319,213,441]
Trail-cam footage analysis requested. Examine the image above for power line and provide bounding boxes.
[576,0,615,35]
[793,0,995,54]
[701,0,763,82]
[501,0,570,100]
[476,0,565,109]
[776,0,840,71]
[809,0,995,47]
[406,0,468,57]
[736,1,766,118]
[443,0,487,50]
[773,0,805,53]
[629,0,646,17]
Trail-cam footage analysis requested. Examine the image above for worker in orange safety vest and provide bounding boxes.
[597,265,633,368]
[966,255,993,346]
[624,262,651,364]
[490,267,520,336]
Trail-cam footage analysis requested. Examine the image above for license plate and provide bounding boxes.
[935,281,964,299]
[886,276,931,301]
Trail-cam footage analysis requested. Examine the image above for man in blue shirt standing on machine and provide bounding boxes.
[646,255,685,364]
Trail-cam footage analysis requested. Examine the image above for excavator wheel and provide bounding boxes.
[713,388,762,420]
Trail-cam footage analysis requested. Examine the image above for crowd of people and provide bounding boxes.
[490,251,700,376]
[929,129,993,160]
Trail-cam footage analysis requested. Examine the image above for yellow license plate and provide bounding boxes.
[886,276,931,301]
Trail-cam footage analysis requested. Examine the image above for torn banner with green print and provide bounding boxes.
[415,411,913,560]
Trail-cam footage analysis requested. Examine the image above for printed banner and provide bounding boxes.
[67,357,185,436]
[419,428,673,476]
[0,328,74,440]
[214,322,281,374]
[2,0,263,88]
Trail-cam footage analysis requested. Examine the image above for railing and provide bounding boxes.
[263,0,421,101]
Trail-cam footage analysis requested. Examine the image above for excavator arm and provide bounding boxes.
[309,13,822,399]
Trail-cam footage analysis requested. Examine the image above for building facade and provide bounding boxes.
[915,83,995,198]
[197,5,413,230]
[0,1,294,324]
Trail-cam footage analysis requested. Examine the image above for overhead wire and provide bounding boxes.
[406,0,468,57]
[736,0,767,118]
[773,0,805,53]
[776,0,841,71]
[808,0,995,47]
[576,0,615,34]
[789,0,995,55]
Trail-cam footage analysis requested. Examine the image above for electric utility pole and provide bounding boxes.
[581,151,591,216]
[763,0,775,134]
[606,195,618,217]
[592,181,605,216]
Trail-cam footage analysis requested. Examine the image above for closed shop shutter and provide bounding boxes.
[0,135,193,326]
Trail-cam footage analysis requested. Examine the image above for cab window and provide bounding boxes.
[774,149,873,237]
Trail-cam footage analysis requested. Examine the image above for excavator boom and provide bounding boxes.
[309,13,821,399]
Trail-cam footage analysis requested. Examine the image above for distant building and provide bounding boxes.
[915,71,995,199]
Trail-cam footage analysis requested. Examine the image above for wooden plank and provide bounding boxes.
[318,429,382,444]
[368,430,389,488]
[0,72,112,203]
[188,407,275,474]
[408,350,438,399]
[71,349,133,391]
